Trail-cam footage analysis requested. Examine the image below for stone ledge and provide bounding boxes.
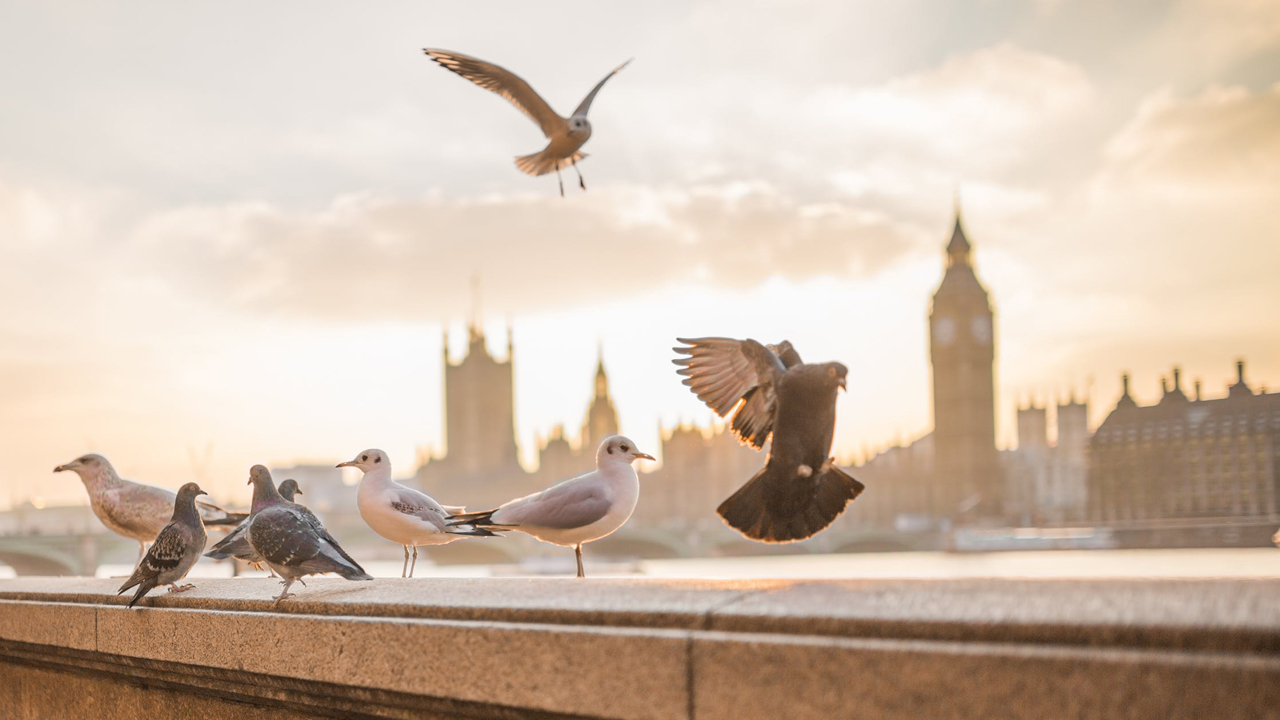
[1,577,1278,719]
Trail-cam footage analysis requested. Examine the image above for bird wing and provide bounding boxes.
[118,522,187,592]
[673,337,788,449]
[248,506,322,567]
[100,482,174,541]
[493,476,612,530]
[424,49,565,138]
[204,521,259,562]
[570,58,632,118]
[768,340,804,369]
[388,486,451,533]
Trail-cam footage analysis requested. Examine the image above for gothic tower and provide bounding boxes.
[582,346,620,450]
[928,204,1002,519]
[440,323,521,476]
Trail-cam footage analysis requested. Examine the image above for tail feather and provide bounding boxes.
[717,463,865,543]
[204,512,248,527]
[514,149,587,177]
[123,578,158,608]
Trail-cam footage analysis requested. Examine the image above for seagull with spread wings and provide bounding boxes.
[673,338,866,543]
[423,49,631,197]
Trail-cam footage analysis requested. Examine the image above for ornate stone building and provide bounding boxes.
[531,350,622,483]
[1087,362,1280,526]
[1003,397,1090,524]
[631,423,762,532]
[928,207,1003,519]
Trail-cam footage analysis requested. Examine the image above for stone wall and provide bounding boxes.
[1,577,1278,719]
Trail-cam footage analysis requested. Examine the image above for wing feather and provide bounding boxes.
[673,337,789,449]
[571,58,632,117]
[424,49,564,137]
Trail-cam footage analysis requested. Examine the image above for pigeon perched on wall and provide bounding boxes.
[448,435,653,578]
[673,338,865,543]
[117,482,209,608]
[339,449,495,579]
[54,454,246,561]
[244,465,371,601]
[423,49,631,197]
[204,478,302,571]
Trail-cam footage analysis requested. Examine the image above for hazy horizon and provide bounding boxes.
[2,0,1278,509]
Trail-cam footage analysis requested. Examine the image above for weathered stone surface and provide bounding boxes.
[1,576,1278,719]
[0,599,95,650]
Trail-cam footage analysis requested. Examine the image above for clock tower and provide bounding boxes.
[928,204,1002,520]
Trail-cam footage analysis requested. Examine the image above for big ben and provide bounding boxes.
[928,205,1003,521]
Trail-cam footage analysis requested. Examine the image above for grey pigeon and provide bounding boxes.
[117,482,209,608]
[244,465,371,601]
[673,338,865,543]
[448,436,653,578]
[204,479,302,571]
[423,49,631,197]
[54,453,246,561]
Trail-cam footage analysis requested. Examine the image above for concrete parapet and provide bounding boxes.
[1,577,1277,719]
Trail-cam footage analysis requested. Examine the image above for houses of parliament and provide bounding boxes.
[408,206,1280,544]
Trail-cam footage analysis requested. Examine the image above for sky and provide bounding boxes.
[1,0,1278,509]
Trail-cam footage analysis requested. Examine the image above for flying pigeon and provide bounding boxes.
[204,478,302,571]
[339,449,495,578]
[117,482,209,608]
[423,48,631,197]
[54,453,246,561]
[244,465,371,601]
[448,435,653,578]
[673,338,865,543]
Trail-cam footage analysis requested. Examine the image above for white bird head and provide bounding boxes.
[53,453,115,480]
[336,449,390,473]
[596,435,654,467]
[568,116,592,138]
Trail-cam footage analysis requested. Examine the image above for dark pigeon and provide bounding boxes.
[205,479,302,569]
[673,337,865,543]
[244,466,371,601]
[117,482,209,608]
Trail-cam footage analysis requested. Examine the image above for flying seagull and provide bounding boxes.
[448,435,653,578]
[244,465,371,602]
[54,453,246,561]
[205,478,302,573]
[117,482,209,608]
[423,48,631,197]
[339,449,495,578]
[673,338,866,543]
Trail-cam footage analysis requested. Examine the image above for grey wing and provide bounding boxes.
[496,479,612,530]
[249,508,322,567]
[389,487,451,532]
[768,341,804,369]
[571,58,632,118]
[205,521,259,562]
[424,49,564,137]
[102,483,175,540]
[673,337,788,449]
[120,523,186,590]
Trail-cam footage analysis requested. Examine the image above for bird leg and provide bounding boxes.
[298,578,307,588]
[274,579,295,603]
[410,546,419,578]
[572,160,586,191]
[401,545,410,578]
[167,583,195,594]
[556,167,565,197]
[575,545,585,579]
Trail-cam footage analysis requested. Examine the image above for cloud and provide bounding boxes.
[1101,82,1280,198]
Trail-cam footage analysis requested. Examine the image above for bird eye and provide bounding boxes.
[827,367,837,377]
[374,456,381,463]
[607,446,613,454]
[361,454,368,461]
[79,457,91,464]
[621,444,630,452]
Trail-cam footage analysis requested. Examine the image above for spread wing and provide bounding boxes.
[571,58,632,118]
[673,337,789,449]
[493,478,611,530]
[424,49,565,138]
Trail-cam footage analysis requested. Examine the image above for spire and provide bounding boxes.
[467,273,482,342]
[442,325,450,362]
[1117,373,1136,409]
[946,195,972,268]
[1229,358,1252,398]
[594,343,609,399]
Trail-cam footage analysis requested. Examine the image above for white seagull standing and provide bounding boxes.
[423,48,632,197]
[338,449,495,578]
[448,435,654,578]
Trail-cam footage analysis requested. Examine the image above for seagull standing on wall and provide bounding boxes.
[423,49,631,197]
[447,435,653,578]
[338,449,495,578]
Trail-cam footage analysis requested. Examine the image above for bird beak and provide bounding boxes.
[838,377,847,391]
[335,460,357,468]
[246,477,253,486]
[295,488,304,496]
[199,490,209,496]
[633,452,655,462]
[53,464,68,473]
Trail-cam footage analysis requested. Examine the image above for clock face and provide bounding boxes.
[934,317,956,346]
[971,315,992,344]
